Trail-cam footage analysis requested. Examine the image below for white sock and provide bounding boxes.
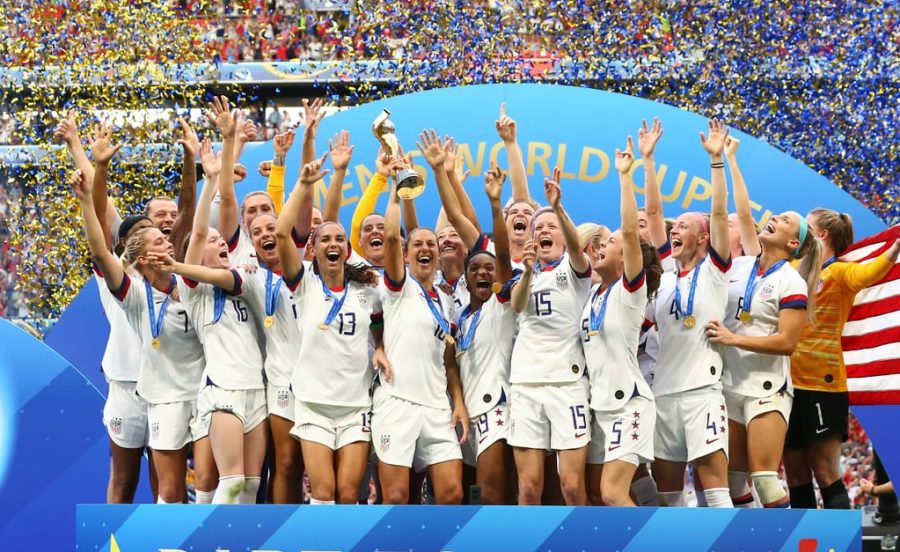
[212,475,245,505]
[195,489,215,504]
[631,475,659,506]
[728,471,754,508]
[156,495,172,504]
[751,471,790,508]
[237,476,261,504]
[703,487,733,508]
[658,490,685,507]
[309,497,335,505]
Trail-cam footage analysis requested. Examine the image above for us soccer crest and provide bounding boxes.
[109,417,122,435]
[357,292,368,307]
[556,271,569,290]
[277,389,290,409]
[759,283,775,300]
[150,422,160,439]
[380,434,390,452]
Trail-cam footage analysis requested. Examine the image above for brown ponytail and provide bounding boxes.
[810,208,854,255]
[640,240,663,299]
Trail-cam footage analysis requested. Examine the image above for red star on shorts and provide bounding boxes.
[633,411,641,418]
[631,432,639,440]
[778,390,786,398]
[720,415,726,422]
[720,425,726,433]
[495,408,503,416]
[496,419,504,427]
[719,404,726,411]
[632,421,640,429]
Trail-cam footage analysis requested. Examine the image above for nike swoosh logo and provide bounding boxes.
[816,427,829,434]
[479,436,488,444]
[575,432,586,439]
[758,400,772,405]
[729,279,740,283]
[607,445,621,452]
[706,438,718,444]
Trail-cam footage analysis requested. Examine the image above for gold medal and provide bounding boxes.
[491,282,502,294]
[588,330,599,337]
[264,316,274,328]
[151,337,160,349]
[739,311,752,324]
[456,349,466,358]
[319,322,329,331]
[683,315,696,328]
[444,334,455,345]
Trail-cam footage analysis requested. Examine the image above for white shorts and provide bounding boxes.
[587,395,655,466]
[199,385,267,433]
[725,388,793,426]
[507,378,591,451]
[103,380,149,449]
[655,386,728,462]
[291,401,371,450]
[267,384,296,422]
[464,401,510,466]
[371,387,462,472]
[148,400,205,450]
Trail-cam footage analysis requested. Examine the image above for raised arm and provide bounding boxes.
[212,97,241,247]
[484,165,512,284]
[443,138,480,232]
[700,118,731,261]
[383,179,405,285]
[277,154,329,283]
[233,115,257,165]
[510,240,536,313]
[845,239,900,292]
[301,98,324,167]
[616,137,643,283]
[496,103,529,204]
[324,130,353,222]
[71,169,124,292]
[637,118,667,249]
[171,117,200,261]
[185,138,225,265]
[267,130,294,215]
[545,167,590,274]
[417,130,480,246]
[88,122,123,251]
[54,111,95,184]
[147,253,240,292]
[724,137,761,257]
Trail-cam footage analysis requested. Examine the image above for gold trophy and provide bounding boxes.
[372,109,425,199]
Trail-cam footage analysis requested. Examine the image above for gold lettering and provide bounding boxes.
[751,199,773,229]
[556,144,576,179]
[341,181,359,207]
[457,142,487,176]
[355,164,375,192]
[577,147,609,183]
[661,170,687,202]
[527,142,552,177]
[681,175,711,209]
[488,141,506,171]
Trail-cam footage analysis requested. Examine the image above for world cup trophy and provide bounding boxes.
[372,109,425,199]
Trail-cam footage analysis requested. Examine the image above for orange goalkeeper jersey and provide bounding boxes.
[790,253,894,392]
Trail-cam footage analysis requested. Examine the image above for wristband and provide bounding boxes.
[710,162,725,169]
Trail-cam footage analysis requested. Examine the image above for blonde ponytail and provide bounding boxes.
[794,231,823,324]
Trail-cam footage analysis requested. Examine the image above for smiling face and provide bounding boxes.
[506,201,535,246]
[759,211,802,254]
[147,198,178,236]
[405,227,439,282]
[360,213,385,265]
[465,252,497,303]
[241,192,276,231]
[201,227,231,269]
[313,223,348,273]
[136,227,175,266]
[670,213,708,265]
[532,210,565,263]
[437,226,466,267]
[250,214,279,267]
[594,229,625,278]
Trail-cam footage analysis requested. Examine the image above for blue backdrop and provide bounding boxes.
[1,84,892,551]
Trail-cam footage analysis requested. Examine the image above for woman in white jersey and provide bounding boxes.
[645,119,734,508]
[371,132,468,505]
[274,156,384,504]
[705,209,821,509]
[508,166,593,505]
[152,98,267,504]
[582,138,664,506]
[74,168,207,504]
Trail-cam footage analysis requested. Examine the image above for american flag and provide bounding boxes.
[841,225,900,405]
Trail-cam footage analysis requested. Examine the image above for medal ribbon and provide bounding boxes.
[742,258,787,313]
[319,276,349,328]
[456,304,482,354]
[265,269,283,318]
[212,286,226,324]
[589,280,617,333]
[409,272,452,337]
[145,275,174,340]
[674,258,705,320]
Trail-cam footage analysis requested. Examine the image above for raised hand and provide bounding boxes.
[637,117,664,158]
[177,117,200,157]
[724,136,740,160]
[144,250,176,271]
[328,130,354,171]
[199,138,220,179]
[273,130,295,158]
[543,166,562,208]
[416,129,445,168]
[495,102,517,144]
[204,95,236,139]
[69,168,91,200]
[302,97,324,139]
[442,137,458,173]
[89,121,123,165]
[299,152,330,187]
[237,116,258,144]
[522,239,537,270]
[54,110,79,145]
[615,136,636,174]
[700,118,729,158]
[258,160,273,177]
[484,163,506,202]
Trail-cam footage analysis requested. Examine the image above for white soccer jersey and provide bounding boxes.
[510,254,592,384]
[381,270,455,409]
[722,256,808,397]
[581,273,653,412]
[177,268,265,390]
[113,273,205,404]
[241,268,301,387]
[96,272,142,382]
[435,270,468,318]
[286,266,383,407]
[648,250,731,397]
[455,294,516,417]
[226,227,259,267]
[636,242,677,384]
